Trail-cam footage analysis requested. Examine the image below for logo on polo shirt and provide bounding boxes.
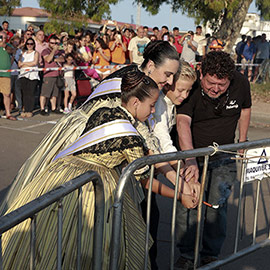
[226,100,239,109]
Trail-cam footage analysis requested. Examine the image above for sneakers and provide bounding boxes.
[174,256,194,270]
[51,109,62,114]
[40,110,49,116]
[63,108,71,114]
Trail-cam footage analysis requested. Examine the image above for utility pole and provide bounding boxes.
[136,3,141,29]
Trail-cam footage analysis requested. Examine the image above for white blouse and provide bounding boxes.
[19,51,39,80]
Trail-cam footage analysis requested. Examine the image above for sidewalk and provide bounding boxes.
[250,99,270,127]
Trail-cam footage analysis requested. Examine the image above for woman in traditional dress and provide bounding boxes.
[2,70,191,270]
[1,41,187,215]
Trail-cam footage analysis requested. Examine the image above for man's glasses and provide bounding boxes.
[26,42,34,45]
[50,42,60,45]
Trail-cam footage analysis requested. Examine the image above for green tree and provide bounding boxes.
[0,0,20,16]
[136,0,270,52]
[39,0,119,34]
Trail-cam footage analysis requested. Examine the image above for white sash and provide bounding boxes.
[83,78,122,105]
[54,119,138,160]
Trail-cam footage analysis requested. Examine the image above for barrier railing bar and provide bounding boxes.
[92,173,105,270]
[234,158,247,253]
[30,215,36,270]
[110,139,270,270]
[57,199,63,270]
[170,160,182,270]
[197,238,270,270]
[253,180,261,245]
[0,171,104,270]
[194,155,209,269]
[144,164,155,270]
[0,235,2,270]
[77,187,82,270]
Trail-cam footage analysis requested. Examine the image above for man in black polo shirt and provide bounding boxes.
[174,51,251,269]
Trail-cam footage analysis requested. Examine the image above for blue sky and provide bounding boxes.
[21,0,258,31]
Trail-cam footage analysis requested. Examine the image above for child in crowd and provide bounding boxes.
[63,53,76,114]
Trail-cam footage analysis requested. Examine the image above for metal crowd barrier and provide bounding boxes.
[0,171,104,270]
[110,138,270,270]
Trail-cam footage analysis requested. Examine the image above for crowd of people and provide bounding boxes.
[0,19,267,121]
[0,18,253,270]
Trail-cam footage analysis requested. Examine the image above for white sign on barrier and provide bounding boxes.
[244,147,270,182]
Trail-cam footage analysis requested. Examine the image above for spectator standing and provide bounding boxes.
[128,26,150,65]
[0,31,16,120]
[9,35,22,112]
[35,30,48,107]
[63,54,76,114]
[193,26,205,62]
[78,35,92,63]
[173,27,183,56]
[153,26,161,40]
[18,38,39,118]
[35,30,48,65]
[122,28,131,63]
[253,33,270,82]
[40,35,65,115]
[235,35,246,68]
[19,30,33,49]
[175,51,251,269]
[2,21,13,42]
[143,26,149,38]
[179,31,198,66]
[240,36,256,81]
[109,31,126,64]
[93,37,111,78]
[161,25,169,37]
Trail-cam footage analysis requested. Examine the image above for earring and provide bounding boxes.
[148,70,151,76]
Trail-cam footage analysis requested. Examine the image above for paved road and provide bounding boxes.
[0,113,270,269]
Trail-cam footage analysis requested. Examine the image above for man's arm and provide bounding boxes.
[187,40,197,52]
[238,107,251,143]
[176,113,199,182]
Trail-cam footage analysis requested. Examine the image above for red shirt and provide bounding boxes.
[5,30,13,43]
[174,35,183,54]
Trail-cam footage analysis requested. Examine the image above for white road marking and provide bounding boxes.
[0,126,41,134]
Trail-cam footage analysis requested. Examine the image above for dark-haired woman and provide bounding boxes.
[109,31,127,65]
[93,37,111,78]
[2,71,188,269]
[18,37,39,117]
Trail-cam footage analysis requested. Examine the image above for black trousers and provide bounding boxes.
[20,77,39,112]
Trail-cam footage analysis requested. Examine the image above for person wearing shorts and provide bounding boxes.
[40,35,64,115]
[0,31,16,120]
[63,53,76,114]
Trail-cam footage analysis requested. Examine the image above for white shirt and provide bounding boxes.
[128,36,150,65]
[19,51,39,80]
[153,91,177,153]
[193,34,205,56]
